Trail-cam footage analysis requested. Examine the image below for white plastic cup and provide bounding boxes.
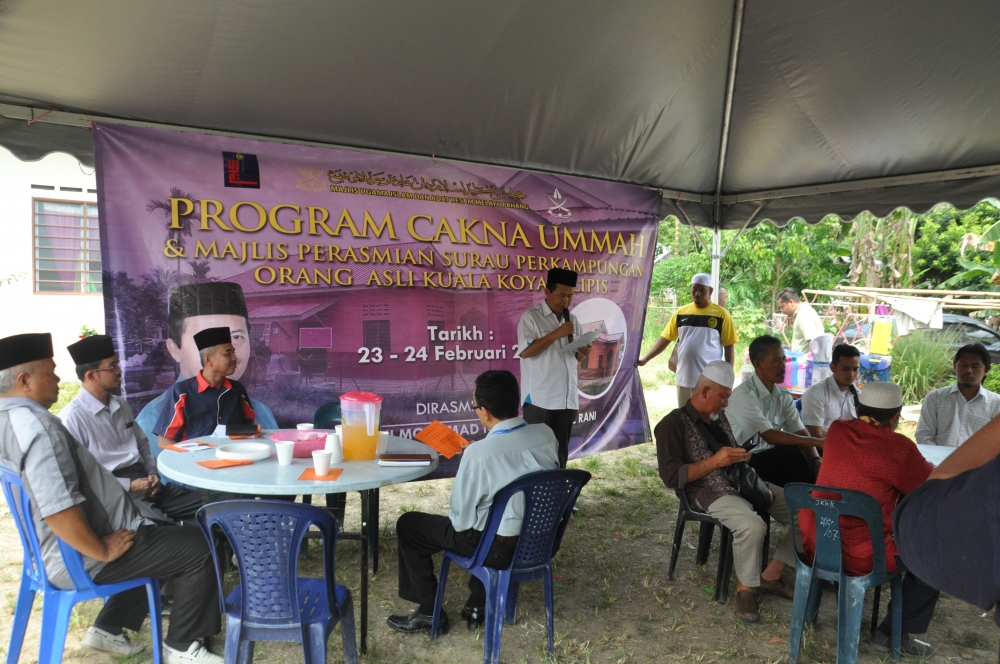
[313,450,332,476]
[325,433,344,464]
[376,431,389,457]
[297,423,314,430]
[335,424,343,439]
[275,441,295,466]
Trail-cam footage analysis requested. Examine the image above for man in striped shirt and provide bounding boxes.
[916,343,1000,447]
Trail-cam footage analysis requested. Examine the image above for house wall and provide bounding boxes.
[0,147,104,372]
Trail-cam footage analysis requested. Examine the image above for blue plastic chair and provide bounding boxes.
[0,465,162,664]
[197,500,357,664]
[784,483,902,664]
[430,469,591,664]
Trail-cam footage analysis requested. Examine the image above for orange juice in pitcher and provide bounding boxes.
[339,391,383,460]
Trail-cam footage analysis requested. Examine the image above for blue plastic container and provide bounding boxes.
[859,354,892,383]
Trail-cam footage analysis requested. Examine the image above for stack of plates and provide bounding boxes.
[216,442,271,462]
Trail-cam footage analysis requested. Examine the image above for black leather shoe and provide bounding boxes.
[386,609,448,634]
[461,605,485,631]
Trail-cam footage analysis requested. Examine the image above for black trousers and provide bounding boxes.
[522,403,576,469]
[93,524,220,649]
[113,462,204,523]
[396,512,517,613]
[876,557,940,635]
[748,445,816,487]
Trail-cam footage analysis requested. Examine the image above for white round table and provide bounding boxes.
[156,433,439,494]
[916,443,954,467]
[157,432,439,652]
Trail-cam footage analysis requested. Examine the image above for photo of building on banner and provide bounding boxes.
[94,124,661,476]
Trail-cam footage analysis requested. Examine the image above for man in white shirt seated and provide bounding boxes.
[917,343,1000,447]
[59,336,202,522]
[726,335,825,486]
[800,344,861,438]
[388,370,559,634]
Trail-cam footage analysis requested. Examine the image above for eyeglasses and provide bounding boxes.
[471,403,484,410]
[93,363,121,373]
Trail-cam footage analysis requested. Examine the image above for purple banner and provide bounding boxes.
[94,124,661,476]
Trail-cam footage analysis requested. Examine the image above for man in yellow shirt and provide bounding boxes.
[637,273,738,405]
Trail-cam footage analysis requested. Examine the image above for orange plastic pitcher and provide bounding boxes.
[339,392,383,461]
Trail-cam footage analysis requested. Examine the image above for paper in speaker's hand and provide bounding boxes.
[562,329,600,353]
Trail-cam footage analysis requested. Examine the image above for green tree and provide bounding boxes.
[913,201,1000,289]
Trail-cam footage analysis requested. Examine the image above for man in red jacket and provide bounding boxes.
[801,382,939,658]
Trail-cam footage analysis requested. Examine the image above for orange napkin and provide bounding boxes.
[197,459,253,469]
[414,420,467,459]
[298,468,343,481]
[164,442,217,453]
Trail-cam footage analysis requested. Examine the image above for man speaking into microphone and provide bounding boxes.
[517,268,591,468]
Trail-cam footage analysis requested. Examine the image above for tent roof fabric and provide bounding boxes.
[3,1,1000,228]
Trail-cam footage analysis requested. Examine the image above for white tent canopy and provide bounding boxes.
[3,0,1000,237]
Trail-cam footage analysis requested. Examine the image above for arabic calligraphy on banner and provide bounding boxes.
[327,169,527,201]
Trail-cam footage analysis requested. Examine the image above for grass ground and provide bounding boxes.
[0,439,995,663]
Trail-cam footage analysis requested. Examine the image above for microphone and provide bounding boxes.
[563,308,573,343]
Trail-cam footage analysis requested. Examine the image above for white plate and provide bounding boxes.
[216,442,271,462]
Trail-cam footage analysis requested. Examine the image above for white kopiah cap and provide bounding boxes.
[858,381,903,409]
[691,273,713,287]
[701,359,735,389]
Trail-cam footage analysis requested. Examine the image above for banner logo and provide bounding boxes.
[547,188,572,218]
[223,152,260,188]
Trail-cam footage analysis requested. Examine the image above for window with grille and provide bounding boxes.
[363,320,391,351]
[362,303,390,317]
[33,200,101,293]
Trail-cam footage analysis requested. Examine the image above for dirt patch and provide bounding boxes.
[0,444,996,663]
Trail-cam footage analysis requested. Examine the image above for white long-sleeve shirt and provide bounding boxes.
[916,384,1000,447]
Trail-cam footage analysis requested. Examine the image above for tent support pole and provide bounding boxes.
[711,229,722,303]
[710,0,747,300]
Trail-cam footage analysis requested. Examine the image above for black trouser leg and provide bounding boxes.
[151,484,204,522]
[522,404,577,469]
[748,445,815,487]
[464,541,517,609]
[395,512,516,613]
[93,524,220,649]
[113,463,204,524]
[397,513,472,612]
[879,559,941,635]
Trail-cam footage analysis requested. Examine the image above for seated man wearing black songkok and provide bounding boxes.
[0,333,221,663]
[136,281,277,449]
[60,335,202,522]
[154,327,256,447]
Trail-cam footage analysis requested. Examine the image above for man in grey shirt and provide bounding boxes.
[388,369,559,634]
[59,335,202,522]
[0,333,221,664]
